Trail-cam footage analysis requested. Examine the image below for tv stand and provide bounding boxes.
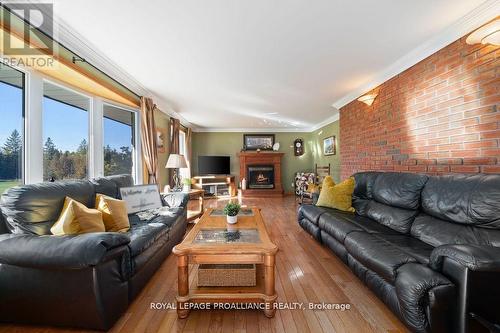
[192,175,237,198]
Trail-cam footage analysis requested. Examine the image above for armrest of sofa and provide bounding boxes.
[0,232,130,270]
[395,263,455,333]
[430,244,500,272]
[162,192,189,208]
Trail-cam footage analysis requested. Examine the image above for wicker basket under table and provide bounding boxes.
[197,264,256,287]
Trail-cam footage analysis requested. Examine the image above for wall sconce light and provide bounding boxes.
[466,19,500,46]
[357,93,378,106]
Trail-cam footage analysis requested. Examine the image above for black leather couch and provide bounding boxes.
[298,172,500,333]
[0,175,188,330]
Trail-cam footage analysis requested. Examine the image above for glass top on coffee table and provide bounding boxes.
[194,228,261,244]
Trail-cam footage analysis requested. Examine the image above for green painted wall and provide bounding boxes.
[192,120,340,193]
[309,121,341,182]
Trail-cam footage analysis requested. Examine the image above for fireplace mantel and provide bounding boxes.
[237,151,284,197]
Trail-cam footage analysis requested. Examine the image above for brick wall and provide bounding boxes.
[340,36,500,179]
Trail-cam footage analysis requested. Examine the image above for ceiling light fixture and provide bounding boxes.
[466,19,500,46]
[357,93,378,106]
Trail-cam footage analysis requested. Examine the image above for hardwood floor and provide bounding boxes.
[0,196,409,333]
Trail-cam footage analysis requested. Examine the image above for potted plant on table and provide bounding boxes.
[182,178,192,192]
[223,202,241,224]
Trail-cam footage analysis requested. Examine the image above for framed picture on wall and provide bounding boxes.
[243,134,275,150]
[323,136,336,156]
[156,127,167,153]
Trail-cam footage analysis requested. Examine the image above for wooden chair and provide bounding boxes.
[315,163,331,185]
[300,164,331,204]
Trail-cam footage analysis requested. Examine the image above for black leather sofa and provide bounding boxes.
[298,172,500,333]
[0,175,188,330]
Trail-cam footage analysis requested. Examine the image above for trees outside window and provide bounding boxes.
[43,81,90,181]
[0,64,24,193]
[103,104,136,177]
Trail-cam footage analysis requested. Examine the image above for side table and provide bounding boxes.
[186,189,205,222]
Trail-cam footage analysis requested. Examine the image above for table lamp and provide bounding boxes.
[166,154,187,190]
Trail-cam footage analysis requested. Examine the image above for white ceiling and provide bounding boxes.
[49,0,495,131]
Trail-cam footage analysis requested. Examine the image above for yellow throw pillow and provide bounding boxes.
[96,194,130,232]
[322,175,335,188]
[316,177,356,212]
[51,197,105,235]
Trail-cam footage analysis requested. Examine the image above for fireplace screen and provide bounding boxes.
[248,165,274,189]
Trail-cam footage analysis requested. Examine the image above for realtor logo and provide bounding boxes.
[2,2,54,56]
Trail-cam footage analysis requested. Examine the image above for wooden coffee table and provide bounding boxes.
[172,207,278,318]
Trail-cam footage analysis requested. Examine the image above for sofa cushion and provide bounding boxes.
[353,171,380,200]
[127,206,183,257]
[372,172,428,210]
[1,180,95,235]
[364,201,418,234]
[129,207,181,229]
[344,231,417,283]
[321,208,401,236]
[91,175,134,199]
[318,211,363,243]
[298,204,326,225]
[421,174,500,228]
[352,172,380,216]
[372,234,434,265]
[411,214,500,247]
[127,221,169,258]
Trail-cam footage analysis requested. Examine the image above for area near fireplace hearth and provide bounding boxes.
[238,151,284,197]
[191,126,342,195]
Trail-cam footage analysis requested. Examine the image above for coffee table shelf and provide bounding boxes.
[189,264,265,296]
[172,208,278,318]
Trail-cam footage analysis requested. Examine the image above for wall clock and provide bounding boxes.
[294,138,304,156]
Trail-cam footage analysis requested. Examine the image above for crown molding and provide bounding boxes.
[192,111,340,133]
[331,0,500,109]
[192,127,311,133]
[309,111,340,132]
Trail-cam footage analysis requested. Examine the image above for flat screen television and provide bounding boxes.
[198,156,230,175]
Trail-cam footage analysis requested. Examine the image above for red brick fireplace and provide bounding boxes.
[238,151,284,197]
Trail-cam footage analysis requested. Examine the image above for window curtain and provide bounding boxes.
[169,117,180,186]
[186,127,192,177]
[140,97,158,184]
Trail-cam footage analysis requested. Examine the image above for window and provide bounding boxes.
[43,81,90,181]
[179,129,190,180]
[103,104,136,177]
[0,63,24,193]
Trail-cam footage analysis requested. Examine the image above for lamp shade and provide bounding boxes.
[166,154,188,169]
[357,93,378,106]
[466,19,500,46]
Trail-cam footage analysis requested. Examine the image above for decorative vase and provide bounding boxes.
[183,184,190,192]
[241,178,247,190]
[226,215,238,224]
